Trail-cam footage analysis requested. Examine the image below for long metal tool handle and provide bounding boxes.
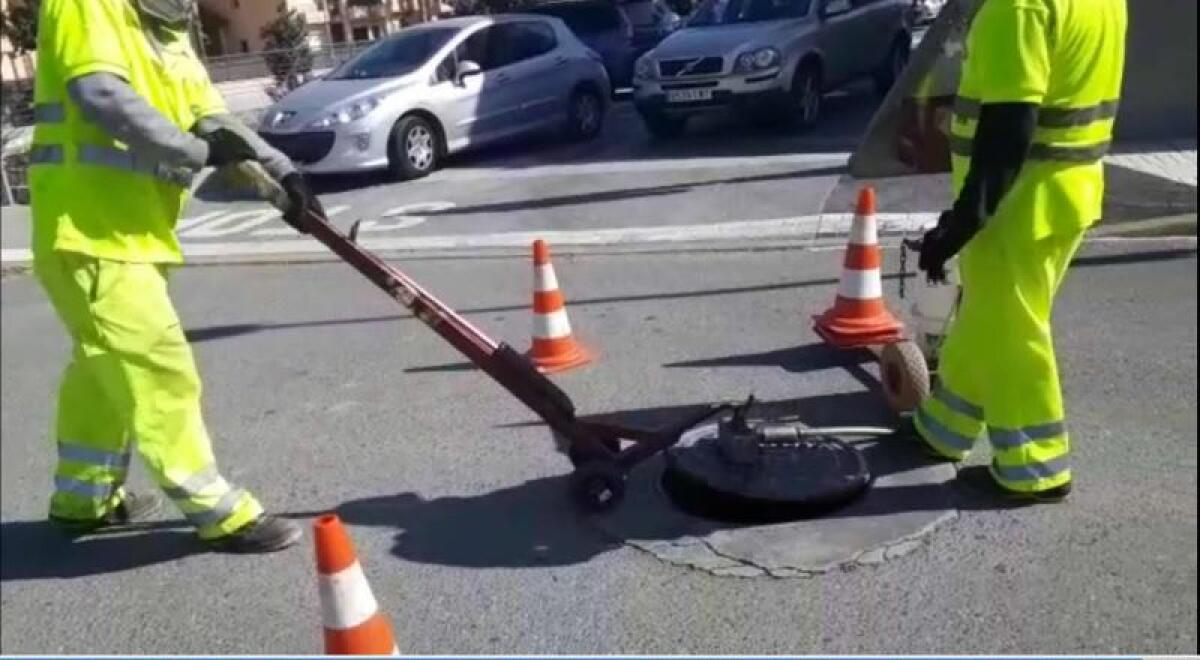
[234,162,499,354]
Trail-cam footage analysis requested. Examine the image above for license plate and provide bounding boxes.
[666,88,713,103]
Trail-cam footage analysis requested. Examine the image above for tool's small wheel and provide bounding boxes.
[880,340,930,414]
[570,461,626,513]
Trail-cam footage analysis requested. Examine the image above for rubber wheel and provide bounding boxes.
[387,115,439,181]
[880,340,930,414]
[788,64,822,131]
[565,88,605,142]
[873,36,911,96]
[640,111,687,139]
[570,461,626,513]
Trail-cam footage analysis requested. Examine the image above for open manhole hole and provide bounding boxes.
[660,418,875,523]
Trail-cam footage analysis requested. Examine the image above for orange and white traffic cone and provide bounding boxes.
[528,239,592,373]
[813,186,905,348]
[313,514,398,655]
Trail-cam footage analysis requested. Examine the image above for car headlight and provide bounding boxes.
[634,56,655,80]
[308,97,381,129]
[734,47,781,73]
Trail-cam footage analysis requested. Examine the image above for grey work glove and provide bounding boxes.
[200,127,257,168]
[280,172,324,233]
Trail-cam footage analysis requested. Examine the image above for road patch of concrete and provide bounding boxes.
[588,430,957,578]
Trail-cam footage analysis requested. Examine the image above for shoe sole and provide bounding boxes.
[956,474,1071,504]
[206,525,304,554]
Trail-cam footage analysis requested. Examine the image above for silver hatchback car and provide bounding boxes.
[258,15,611,181]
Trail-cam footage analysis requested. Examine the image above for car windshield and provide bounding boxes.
[328,27,459,80]
[686,0,810,26]
[528,3,622,34]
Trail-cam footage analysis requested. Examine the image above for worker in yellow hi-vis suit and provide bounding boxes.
[908,0,1126,502]
[31,0,324,551]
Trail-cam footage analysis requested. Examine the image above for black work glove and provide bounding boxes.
[280,172,324,233]
[918,209,979,284]
[200,127,257,168]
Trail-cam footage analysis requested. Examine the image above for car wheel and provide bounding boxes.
[387,115,440,182]
[640,110,687,139]
[873,36,911,96]
[565,88,605,142]
[789,64,822,131]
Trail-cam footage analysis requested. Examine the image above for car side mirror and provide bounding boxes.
[456,60,483,84]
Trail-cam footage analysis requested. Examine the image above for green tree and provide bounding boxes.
[260,2,313,95]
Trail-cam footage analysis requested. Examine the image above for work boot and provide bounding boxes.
[891,416,960,462]
[49,490,164,535]
[206,514,302,554]
[956,465,1072,504]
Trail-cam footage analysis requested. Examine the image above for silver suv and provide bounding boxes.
[632,0,911,136]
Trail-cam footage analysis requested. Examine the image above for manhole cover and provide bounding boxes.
[662,424,871,523]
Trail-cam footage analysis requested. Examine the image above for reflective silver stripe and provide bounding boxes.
[1028,141,1111,162]
[184,488,246,528]
[162,464,222,500]
[1038,99,1120,128]
[989,421,1067,450]
[949,136,1110,162]
[915,407,974,452]
[54,475,112,500]
[25,143,194,185]
[954,96,1120,127]
[28,144,65,164]
[933,386,983,421]
[34,103,66,123]
[77,144,196,187]
[992,456,1070,482]
[57,442,131,470]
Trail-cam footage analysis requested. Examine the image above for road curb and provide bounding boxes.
[4,227,1194,276]
[1089,213,1197,238]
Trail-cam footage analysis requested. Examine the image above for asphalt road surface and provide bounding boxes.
[1,237,1195,654]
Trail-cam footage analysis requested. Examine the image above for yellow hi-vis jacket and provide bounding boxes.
[30,0,228,264]
[949,0,1127,239]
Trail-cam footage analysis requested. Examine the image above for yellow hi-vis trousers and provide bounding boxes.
[913,219,1086,493]
[34,250,263,539]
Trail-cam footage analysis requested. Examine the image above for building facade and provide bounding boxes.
[198,0,445,56]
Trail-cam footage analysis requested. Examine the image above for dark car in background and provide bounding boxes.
[526,0,639,87]
[618,0,683,52]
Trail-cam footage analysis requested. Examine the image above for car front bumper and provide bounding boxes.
[632,70,787,116]
[258,126,390,175]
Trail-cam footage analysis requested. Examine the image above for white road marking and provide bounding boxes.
[179,209,279,238]
[251,204,351,236]
[176,211,226,232]
[356,202,454,232]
